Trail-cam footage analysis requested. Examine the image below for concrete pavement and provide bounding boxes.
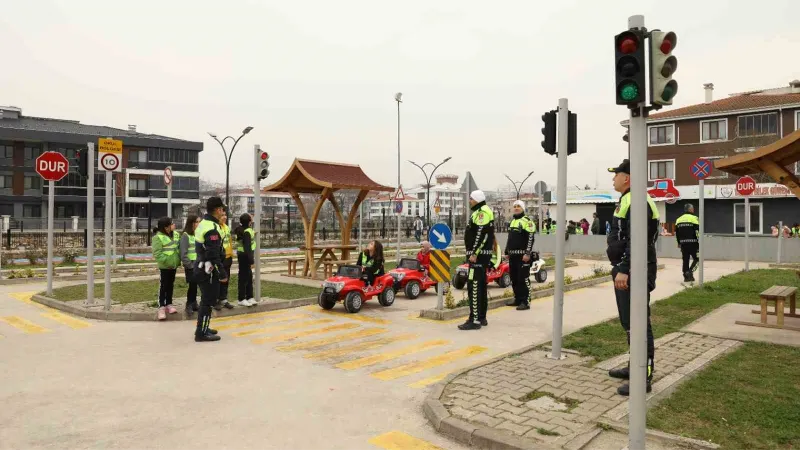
[0,258,756,449]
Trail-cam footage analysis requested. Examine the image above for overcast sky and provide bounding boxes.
[2,0,797,193]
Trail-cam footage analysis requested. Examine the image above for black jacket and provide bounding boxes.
[674,213,699,246]
[505,213,535,256]
[464,201,495,264]
[606,190,659,275]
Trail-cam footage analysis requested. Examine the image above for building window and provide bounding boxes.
[129,178,147,196]
[24,176,42,190]
[648,159,674,180]
[23,204,42,218]
[700,119,727,142]
[24,145,42,160]
[129,150,147,164]
[703,156,729,179]
[648,124,674,145]
[1,144,13,158]
[796,111,800,131]
[733,203,762,234]
[737,113,777,137]
[0,175,12,188]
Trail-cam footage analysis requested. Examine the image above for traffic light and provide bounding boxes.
[614,29,646,106]
[258,150,270,181]
[650,31,678,105]
[567,111,577,155]
[541,110,556,155]
[75,149,88,177]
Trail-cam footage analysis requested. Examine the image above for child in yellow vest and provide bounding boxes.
[216,212,235,310]
[152,217,180,320]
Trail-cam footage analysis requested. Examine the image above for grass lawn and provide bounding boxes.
[48,275,321,304]
[647,342,800,450]
[560,268,799,362]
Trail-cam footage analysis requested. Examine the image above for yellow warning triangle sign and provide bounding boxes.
[394,185,406,200]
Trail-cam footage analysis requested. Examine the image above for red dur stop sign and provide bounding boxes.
[36,151,70,182]
[735,175,756,196]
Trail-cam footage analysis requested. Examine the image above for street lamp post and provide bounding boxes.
[208,126,253,222]
[408,157,452,228]
[504,171,535,200]
[395,92,402,262]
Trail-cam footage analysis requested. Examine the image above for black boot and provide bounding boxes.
[516,303,530,310]
[458,321,481,330]
[617,379,652,396]
[207,328,218,335]
[185,301,198,315]
[195,333,221,342]
[505,299,521,306]
[480,319,488,326]
[609,366,630,379]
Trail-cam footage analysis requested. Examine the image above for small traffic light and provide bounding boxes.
[567,111,577,155]
[258,150,270,181]
[76,149,88,177]
[650,31,678,105]
[541,110,556,155]
[614,29,646,106]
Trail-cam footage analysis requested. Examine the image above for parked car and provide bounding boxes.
[318,265,395,313]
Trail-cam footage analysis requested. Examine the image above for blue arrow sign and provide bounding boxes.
[395,201,403,213]
[428,223,452,250]
[691,158,711,180]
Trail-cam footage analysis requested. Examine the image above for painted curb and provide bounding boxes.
[31,294,317,322]
[595,419,720,450]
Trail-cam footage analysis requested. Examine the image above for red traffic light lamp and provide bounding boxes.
[650,31,678,105]
[614,30,646,106]
[258,150,270,181]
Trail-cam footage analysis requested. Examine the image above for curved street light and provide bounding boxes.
[504,170,535,200]
[408,157,452,227]
[207,126,253,216]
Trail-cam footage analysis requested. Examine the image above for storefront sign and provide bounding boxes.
[716,182,793,198]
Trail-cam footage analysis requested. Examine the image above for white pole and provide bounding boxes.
[437,281,443,310]
[46,179,55,296]
[698,179,704,287]
[627,13,647,450]
[87,143,95,306]
[254,145,262,302]
[112,179,117,270]
[548,98,569,361]
[104,170,112,310]
[396,99,402,263]
[167,166,173,219]
[777,220,783,264]
[744,196,750,271]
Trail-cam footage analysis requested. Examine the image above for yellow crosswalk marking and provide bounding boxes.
[335,340,450,370]
[252,323,359,344]
[304,334,419,360]
[231,319,333,338]
[368,431,443,450]
[40,311,91,329]
[371,346,488,381]
[304,305,391,324]
[9,292,48,310]
[276,327,388,352]
[214,314,307,331]
[408,371,451,388]
[0,316,50,334]
[213,309,290,323]
[408,306,515,324]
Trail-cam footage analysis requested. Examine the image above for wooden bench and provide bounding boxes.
[286,257,303,276]
[736,285,799,331]
[322,258,358,279]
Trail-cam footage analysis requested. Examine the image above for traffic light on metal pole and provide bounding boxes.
[258,150,270,180]
[650,31,678,105]
[76,149,88,177]
[541,110,556,155]
[614,29,646,106]
[567,111,577,155]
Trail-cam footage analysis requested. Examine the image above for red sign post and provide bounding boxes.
[35,151,70,181]
[735,175,756,271]
[736,175,757,196]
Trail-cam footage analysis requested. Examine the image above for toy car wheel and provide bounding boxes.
[318,292,336,310]
[535,269,548,283]
[499,272,512,288]
[378,287,396,307]
[344,291,363,313]
[404,281,421,299]
[452,273,466,290]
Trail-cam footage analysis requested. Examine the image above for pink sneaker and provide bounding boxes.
[166,305,178,314]
[157,307,167,320]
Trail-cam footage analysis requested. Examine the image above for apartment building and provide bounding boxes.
[0,105,203,224]
[625,81,800,234]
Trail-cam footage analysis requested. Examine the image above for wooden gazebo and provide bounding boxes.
[264,158,394,278]
[715,128,800,199]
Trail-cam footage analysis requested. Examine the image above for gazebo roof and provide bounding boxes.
[264,158,394,194]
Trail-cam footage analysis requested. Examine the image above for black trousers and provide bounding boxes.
[612,265,656,379]
[467,262,488,324]
[196,275,220,337]
[681,243,699,274]
[219,257,233,301]
[237,252,253,301]
[508,255,531,305]
[184,267,198,305]
[158,268,177,307]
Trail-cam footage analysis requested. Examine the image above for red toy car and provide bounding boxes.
[451,258,512,290]
[389,258,447,299]
[647,179,680,202]
[318,265,396,313]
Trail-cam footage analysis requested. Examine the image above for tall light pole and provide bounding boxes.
[208,126,253,220]
[504,171,535,200]
[395,92,402,262]
[408,157,452,228]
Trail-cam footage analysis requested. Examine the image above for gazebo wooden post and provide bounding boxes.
[287,187,312,277]
[306,187,333,278]
[324,190,348,259]
[343,190,369,260]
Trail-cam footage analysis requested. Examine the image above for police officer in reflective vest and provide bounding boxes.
[504,200,536,310]
[459,190,495,330]
[606,159,658,396]
[675,203,700,282]
[193,197,228,342]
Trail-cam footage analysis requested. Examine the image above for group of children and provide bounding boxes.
[353,239,435,290]
[151,212,258,320]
